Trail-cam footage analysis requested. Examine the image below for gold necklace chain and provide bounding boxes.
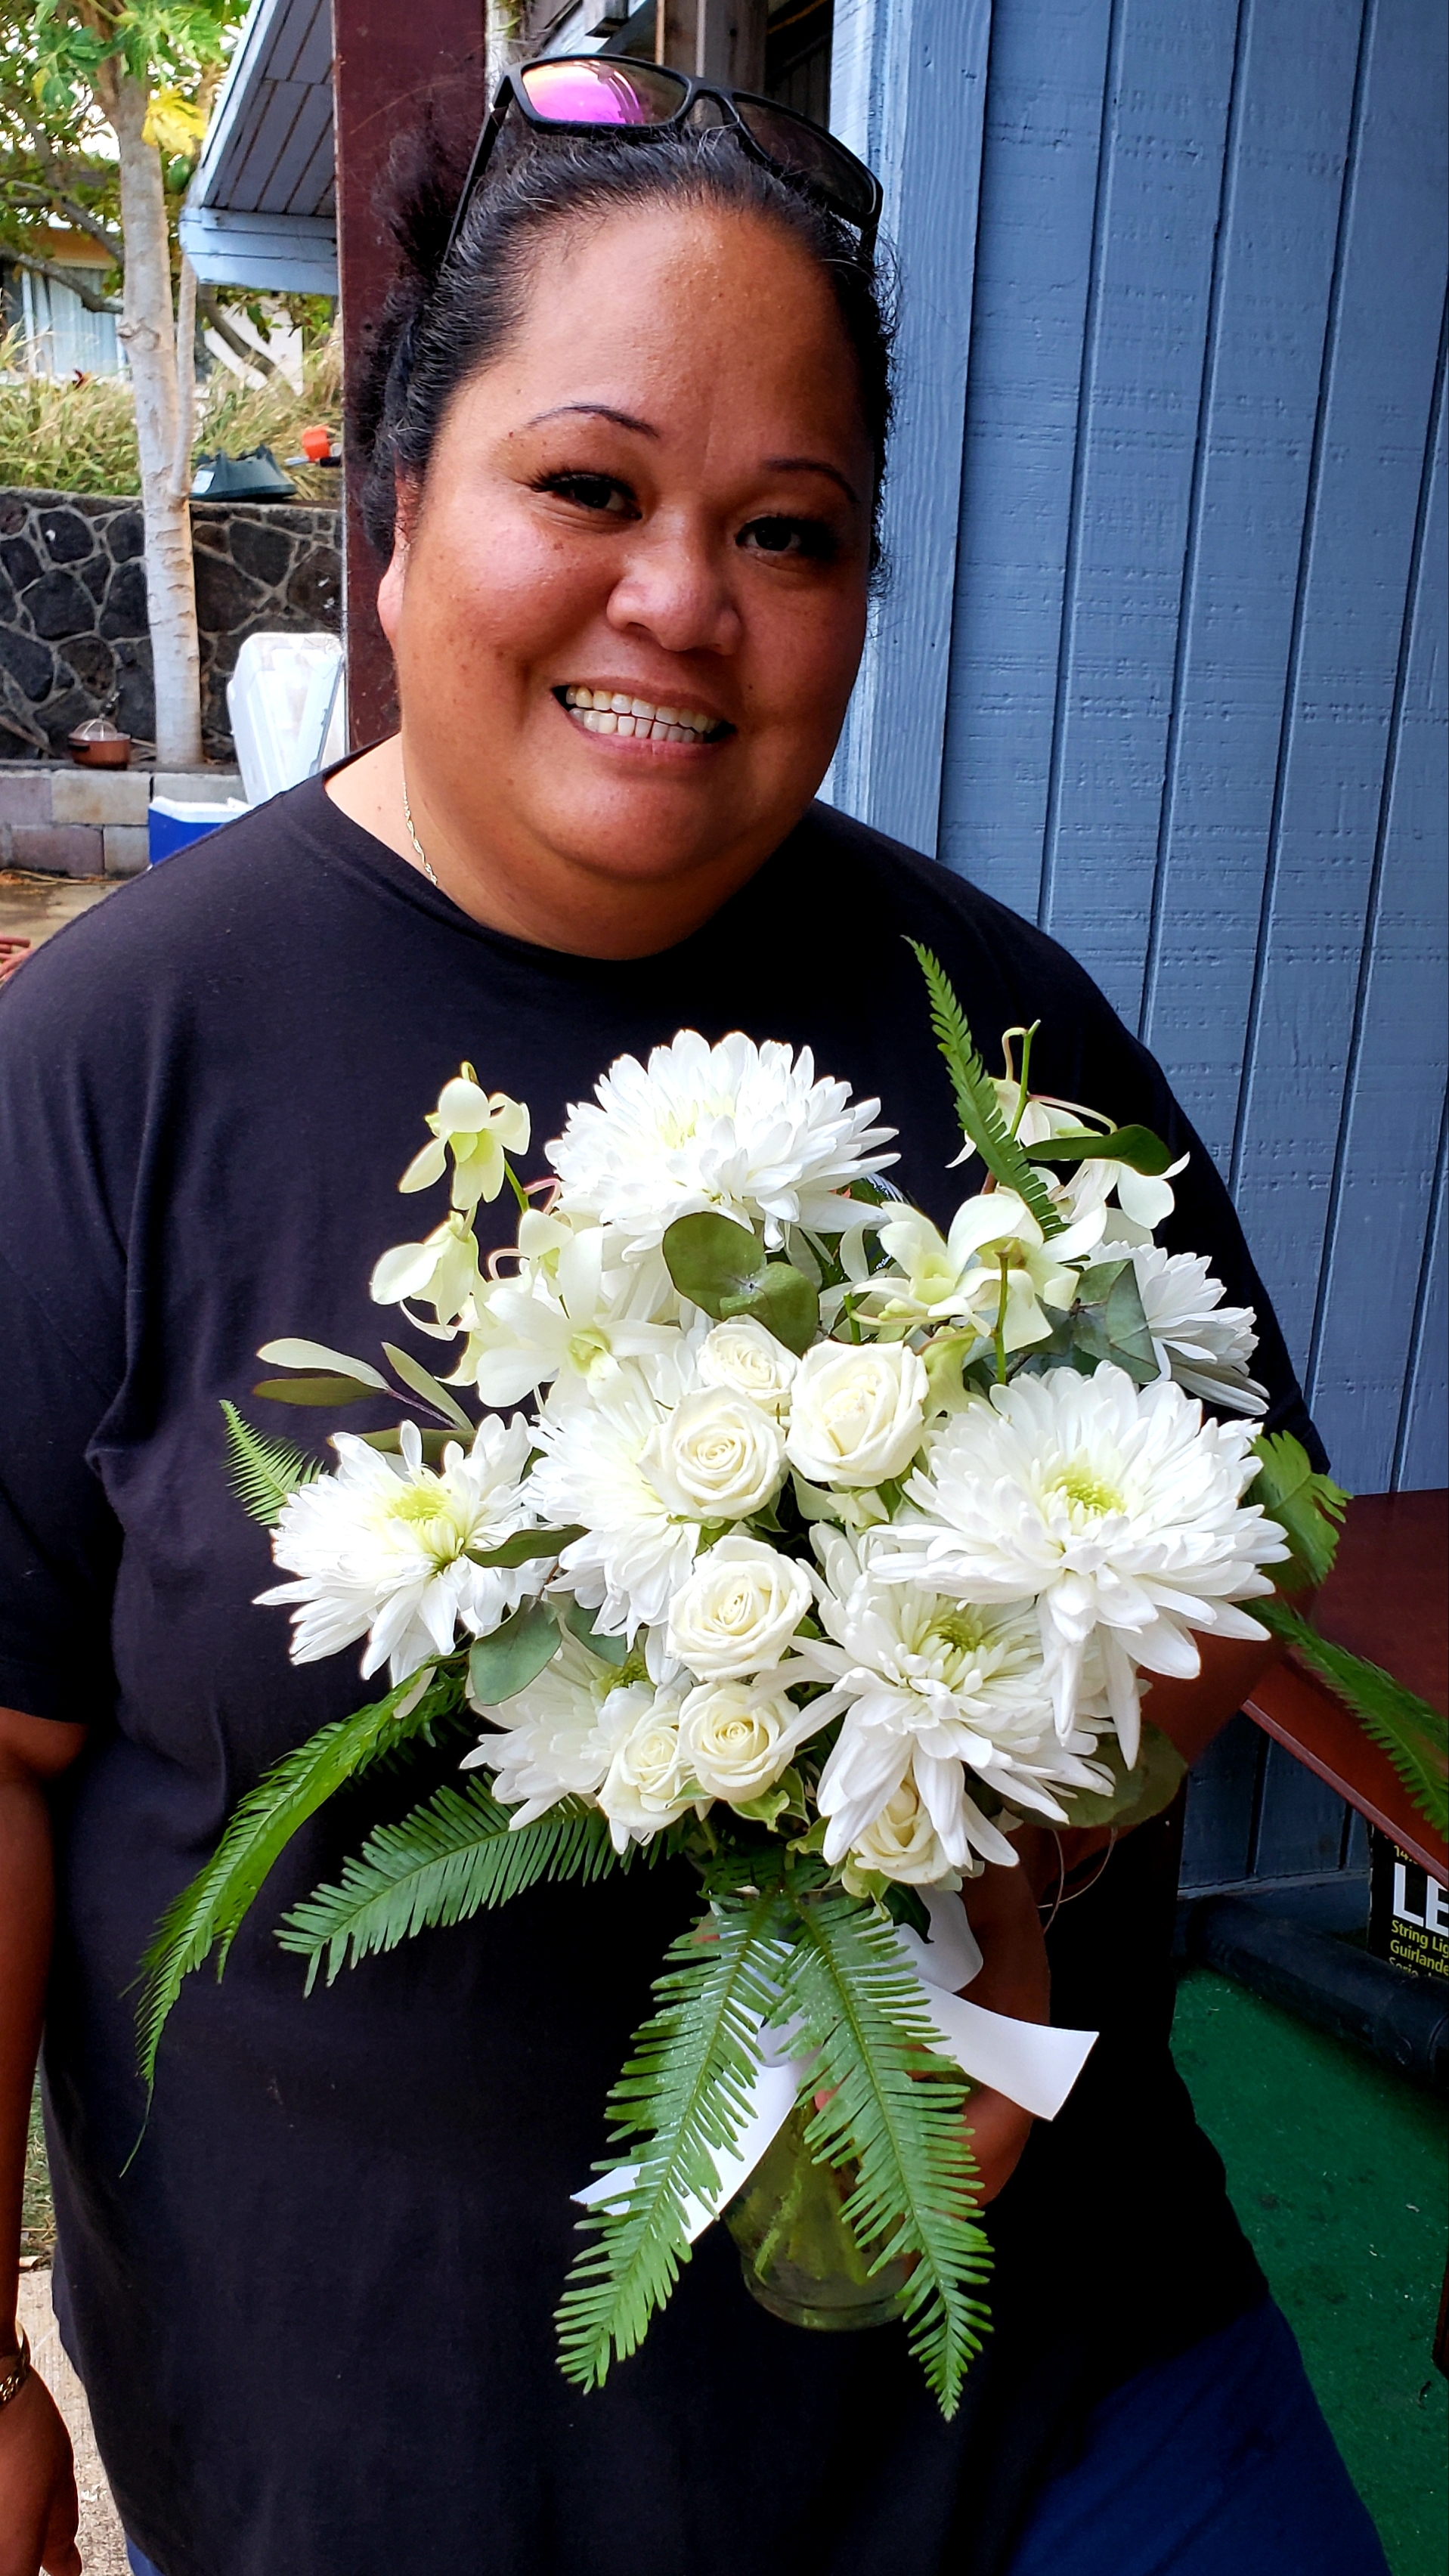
[400,772,439,887]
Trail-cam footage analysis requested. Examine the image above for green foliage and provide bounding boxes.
[781,1889,992,2416]
[1057,1720,1187,1832]
[252,1372,379,1407]
[379,1341,474,1432]
[556,1892,788,2390]
[31,2,236,118]
[0,325,343,502]
[1255,1597,1449,1841]
[219,1399,319,1528]
[466,1604,562,1707]
[1059,1257,1159,1383]
[661,1211,819,1356]
[1249,1432,1349,1590]
[135,1661,464,2095]
[906,943,1064,1237]
[1022,1122,1173,1174]
[277,1782,628,1992]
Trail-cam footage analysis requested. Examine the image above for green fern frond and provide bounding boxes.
[556,1891,787,2392]
[1256,1597,1448,1841]
[135,1661,464,2095]
[1249,1433,1349,1590]
[781,1888,992,2417]
[907,943,1064,1236]
[277,1784,627,1991]
[221,1399,321,1528]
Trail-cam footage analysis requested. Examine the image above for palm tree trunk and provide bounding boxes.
[99,63,202,769]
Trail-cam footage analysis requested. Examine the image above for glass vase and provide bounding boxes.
[722,2104,912,2333]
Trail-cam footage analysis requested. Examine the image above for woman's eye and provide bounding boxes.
[738,516,837,562]
[534,471,637,518]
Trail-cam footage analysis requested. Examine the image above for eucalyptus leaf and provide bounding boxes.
[1057,1721,1185,1832]
[256,1338,388,1389]
[253,1373,379,1407]
[1067,1259,1159,1385]
[565,1597,630,1667]
[468,1525,585,1568]
[720,1260,819,1357]
[468,1604,561,1707]
[661,1211,764,1310]
[381,1342,474,1432]
[1023,1123,1173,1175]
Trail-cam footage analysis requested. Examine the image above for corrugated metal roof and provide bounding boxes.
[180,0,336,295]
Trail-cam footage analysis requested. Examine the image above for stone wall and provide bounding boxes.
[0,490,340,761]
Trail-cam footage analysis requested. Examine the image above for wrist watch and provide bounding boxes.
[0,2327,31,2410]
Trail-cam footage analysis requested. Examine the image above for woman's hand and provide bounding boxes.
[957,1856,1052,2203]
[0,2370,81,2576]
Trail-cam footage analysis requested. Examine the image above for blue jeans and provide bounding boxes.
[126,2299,1386,2576]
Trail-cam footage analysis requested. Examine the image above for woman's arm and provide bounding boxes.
[0,1707,86,2576]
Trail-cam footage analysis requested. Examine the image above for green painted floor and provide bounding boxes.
[1172,1968,1447,2576]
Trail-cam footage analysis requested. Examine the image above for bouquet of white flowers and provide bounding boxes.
[139,949,1444,2419]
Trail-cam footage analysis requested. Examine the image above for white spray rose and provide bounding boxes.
[596,1683,694,1847]
[846,1778,961,1888]
[677,1675,815,1805]
[665,1535,813,1679]
[694,1317,800,1421]
[785,1340,929,1488]
[641,1387,786,1521]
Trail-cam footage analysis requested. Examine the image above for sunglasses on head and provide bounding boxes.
[444,55,883,268]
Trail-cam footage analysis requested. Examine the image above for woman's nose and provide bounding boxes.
[604,522,743,658]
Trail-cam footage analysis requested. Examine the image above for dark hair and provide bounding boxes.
[355,117,895,569]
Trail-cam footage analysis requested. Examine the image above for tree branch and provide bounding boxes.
[4,178,122,267]
[197,283,279,381]
[2,249,122,314]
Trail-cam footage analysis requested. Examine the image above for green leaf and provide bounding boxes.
[720,1262,819,1358]
[1055,1720,1186,1831]
[1254,1597,1448,1841]
[277,1783,628,1990]
[379,1341,475,1432]
[565,1597,630,1666]
[135,1661,464,2098]
[1022,1122,1173,1175]
[780,1888,992,2417]
[467,1603,561,1706]
[1248,1433,1349,1590]
[358,1426,455,1465]
[661,1211,764,1308]
[219,1400,320,1528]
[253,1373,378,1406]
[255,1338,388,1389]
[1067,1259,1160,1384]
[468,1526,585,1568]
[556,1891,789,2392]
[906,943,1064,1237]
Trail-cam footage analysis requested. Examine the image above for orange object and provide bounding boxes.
[299,424,335,461]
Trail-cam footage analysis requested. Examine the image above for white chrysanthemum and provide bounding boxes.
[547,1029,896,1252]
[258,1416,535,1686]
[528,1350,712,1641]
[880,1365,1286,1763]
[462,1624,615,1823]
[797,1530,1109,1872]
[1106,1242,1267,1416]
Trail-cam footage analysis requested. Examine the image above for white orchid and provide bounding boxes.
[547,1029,896,1252]
[797,1529,1109,1872]
[1109,1242,1268,1416]
[258,1415,536,1686]
[370,1209,487,1336]
[881,1365,1286,1763]
[865,1187,1105,1350]
[399,1067,531,1212]
[454,1210,680,1409]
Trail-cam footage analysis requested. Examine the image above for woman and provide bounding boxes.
[0,66,1389,2576]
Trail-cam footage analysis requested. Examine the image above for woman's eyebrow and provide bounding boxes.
[763,456,860,506]
[527,402,660,437]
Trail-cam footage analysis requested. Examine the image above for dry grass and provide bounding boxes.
[0,327,343,506]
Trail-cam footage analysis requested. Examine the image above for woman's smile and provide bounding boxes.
[556,683,732,746]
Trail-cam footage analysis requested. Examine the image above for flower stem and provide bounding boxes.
[993,1255,1011,1384]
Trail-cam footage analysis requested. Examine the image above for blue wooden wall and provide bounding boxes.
[831,0,1447,1495]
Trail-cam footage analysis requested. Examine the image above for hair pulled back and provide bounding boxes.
[355,115,895,568]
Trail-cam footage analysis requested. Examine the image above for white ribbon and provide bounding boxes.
[574,1890,1097,2243]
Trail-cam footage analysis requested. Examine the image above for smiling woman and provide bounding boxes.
[0,66,1388,2576]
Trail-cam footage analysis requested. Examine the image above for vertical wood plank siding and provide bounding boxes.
[844,0,1447,1492]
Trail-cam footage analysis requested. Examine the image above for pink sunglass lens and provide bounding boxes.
[520,61,680,127]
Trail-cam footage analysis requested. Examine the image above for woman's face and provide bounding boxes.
[377,200,875,949]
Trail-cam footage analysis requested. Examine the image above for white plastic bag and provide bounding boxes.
[226,633,346,807]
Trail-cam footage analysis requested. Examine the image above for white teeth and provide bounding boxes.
[562,686,721,740]
[596,710,618,733]
[657,707,679,726]
[610,692,631,714]
[630,698,652,720]
[617,714,636,737]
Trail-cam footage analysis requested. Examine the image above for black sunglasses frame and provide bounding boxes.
[443,56,883,268]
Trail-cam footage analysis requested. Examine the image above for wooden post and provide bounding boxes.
[655,1,766,88]
[332,1,488,747]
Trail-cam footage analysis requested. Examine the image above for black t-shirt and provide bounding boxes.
[0,780,1314,2576]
